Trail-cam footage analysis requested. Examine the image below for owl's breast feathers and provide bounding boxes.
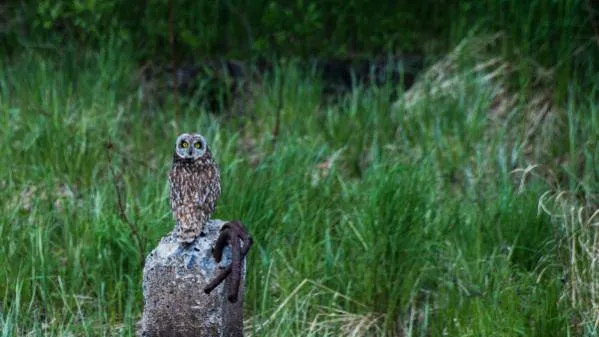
[168,153,221,244]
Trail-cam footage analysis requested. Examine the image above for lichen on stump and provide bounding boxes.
[138,219,245,337]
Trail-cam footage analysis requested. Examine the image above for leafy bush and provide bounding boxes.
[3,0,593,69]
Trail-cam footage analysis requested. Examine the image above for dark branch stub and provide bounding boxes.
[204,221,252,303]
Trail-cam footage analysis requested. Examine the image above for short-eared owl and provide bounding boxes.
[168,133,221,245]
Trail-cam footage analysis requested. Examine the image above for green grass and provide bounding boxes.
[0,39,597,336]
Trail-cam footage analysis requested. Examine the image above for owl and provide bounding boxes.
[168,133,221,245]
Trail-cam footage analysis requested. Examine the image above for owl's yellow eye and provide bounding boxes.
[181,141,189,148]
[194,142,202,149]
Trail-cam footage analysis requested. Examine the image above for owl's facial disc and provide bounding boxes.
[175,133,207,160]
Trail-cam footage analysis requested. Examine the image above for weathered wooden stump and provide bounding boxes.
[138,219,245,337]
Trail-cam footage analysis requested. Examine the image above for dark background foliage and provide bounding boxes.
[3,0,597,66]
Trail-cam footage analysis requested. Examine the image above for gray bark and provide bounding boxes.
[138,219,245,337]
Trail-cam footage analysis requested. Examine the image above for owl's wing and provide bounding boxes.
[196,186,209,205]
[195,182,218,214]
[173,191,205,244]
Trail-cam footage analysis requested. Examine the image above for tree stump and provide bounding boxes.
[138,219,245,337]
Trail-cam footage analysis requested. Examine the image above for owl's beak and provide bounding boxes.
[188,148,194,156]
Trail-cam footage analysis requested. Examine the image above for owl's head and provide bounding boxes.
[174,133,208,160]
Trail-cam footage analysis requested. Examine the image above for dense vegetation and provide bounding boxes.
[1,0,598,336]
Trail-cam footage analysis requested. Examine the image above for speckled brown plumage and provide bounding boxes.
[168,133,221,245]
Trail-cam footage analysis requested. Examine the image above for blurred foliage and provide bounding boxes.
[1,0,592,61]
[0,0,596,93]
